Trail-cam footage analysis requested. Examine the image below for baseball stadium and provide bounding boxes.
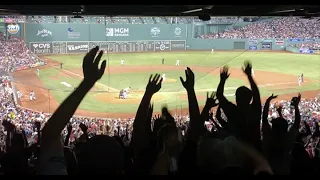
[4,16,319,118]
[1,9,320,175]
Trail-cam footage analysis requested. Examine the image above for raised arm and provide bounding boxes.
[179,67,201,142]
[64,124,72,147]
[262,94,277,137]
[290,93,302,132]
[199,92,219,137]
[216,66,230,107]
[242,61,261,113]
[39,47,106,175]
[131,74,162,155]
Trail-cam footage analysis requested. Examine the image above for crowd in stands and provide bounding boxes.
[290,42,320,50]
[0,33,44,72]
[0,46,318,175]
[199,17,320,39]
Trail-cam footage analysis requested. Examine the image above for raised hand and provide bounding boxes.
[146,74,163,95]
[220,66,230,81]
[205,91,219,108]
[242,60,252,76]
[153,114,162,122]
[291,93,301,107]
[267,93,278,102]
[82,46,107,87]
[180,67,195,90]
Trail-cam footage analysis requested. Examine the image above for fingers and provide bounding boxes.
[85,46,99,62]
[153,74,160,83]
[93,50,103,67]
[179,77,185,85]
[98,60,106,79]
[149,74,153,83]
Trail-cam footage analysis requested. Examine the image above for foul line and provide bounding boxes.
[50,65,119,92]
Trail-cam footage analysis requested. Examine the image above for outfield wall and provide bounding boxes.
[3,23,320,54]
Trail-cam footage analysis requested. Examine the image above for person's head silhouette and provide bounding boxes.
[271,117,288,135]
[235,86,252,107]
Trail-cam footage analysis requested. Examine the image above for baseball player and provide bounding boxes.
[162,73,166,82]
[29,90,36,102]
[37,68,40,76]
[176,59,180,66]
[17,90,22,100]
[301,73,304,82]
[162,57,165,65]
[120,59,124,65]
[298,75,302,86]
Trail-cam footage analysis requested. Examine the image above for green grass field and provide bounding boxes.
[40,51,320,113]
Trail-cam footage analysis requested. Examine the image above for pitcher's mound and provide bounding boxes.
[94,92,164,104]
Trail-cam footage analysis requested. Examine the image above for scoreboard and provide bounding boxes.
[29,40,186,54]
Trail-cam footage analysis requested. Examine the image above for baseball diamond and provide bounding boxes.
[3,18,318,118]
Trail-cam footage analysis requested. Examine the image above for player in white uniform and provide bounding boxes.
[29,90,36,101]
[298,75,302,86]
[17,90,22,100]
[37,68,40,76]
[120,59,124,65]
[176,59,180,66]
[162,74,166,82]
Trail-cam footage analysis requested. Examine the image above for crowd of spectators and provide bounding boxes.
[199,17,320,39]
[0,33,44,72]
[0,47,317,175]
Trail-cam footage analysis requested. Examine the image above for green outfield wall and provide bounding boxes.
[2,22,320,54]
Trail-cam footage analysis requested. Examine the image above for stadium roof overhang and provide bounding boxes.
[0,5,319,17]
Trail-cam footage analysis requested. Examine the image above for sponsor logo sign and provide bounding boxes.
[66,42,89,53]
[106,28,129,37]
[275,39,284,45]
[174,27,182,37]
[30,42,52,54]
[67,27,80,39]
[7,24,20,34]
[37,29,52,37]
[150,27,160,37]
[248,46,257,50]
[171,41,186,50]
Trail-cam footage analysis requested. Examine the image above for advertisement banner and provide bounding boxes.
[170,40,186,51]
[289,38,303,42]
[66,42,89,53]
[154,41,170,51]
[299,49,314,54]
[275,39,284,45]
[248,46,257,50]
[29,42,53,54]
[4,18,14,23]
[304,39,315,42]
[248,39,258,45]
[261,42,272,50]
